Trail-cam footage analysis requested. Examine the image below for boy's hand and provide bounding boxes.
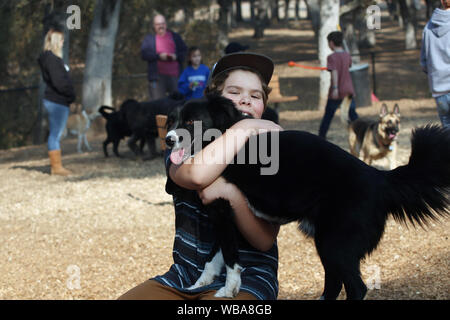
[331,88,339,99]
[197,177,231,205]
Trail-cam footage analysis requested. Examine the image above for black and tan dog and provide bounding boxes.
[348,103,400,169]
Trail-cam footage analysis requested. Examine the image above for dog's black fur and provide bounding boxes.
[122,92,185,159]
[261,106,279,124]
[165,94,450,300]
[99,102,138,157]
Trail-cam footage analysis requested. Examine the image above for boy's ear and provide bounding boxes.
[205,94,244,132]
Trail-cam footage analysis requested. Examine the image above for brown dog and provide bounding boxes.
[63,110,101,153]
[348,103,400,169]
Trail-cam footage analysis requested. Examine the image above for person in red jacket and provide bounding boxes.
[37,28,76,176]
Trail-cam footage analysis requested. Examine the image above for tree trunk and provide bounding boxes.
[399,0,417,50]
[318,0,339,110]
[253,0,270,39]
[82,0,121,121]
[217,0,232,51]
[284,0,290,22]
[305,0,320,39]
[235,0,243,22]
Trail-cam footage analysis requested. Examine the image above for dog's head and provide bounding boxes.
[379,103,400,141]
[165,94,249,165]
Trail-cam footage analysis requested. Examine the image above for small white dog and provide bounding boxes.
[63,110,101,153]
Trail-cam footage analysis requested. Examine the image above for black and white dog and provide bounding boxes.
[165,94,450,300]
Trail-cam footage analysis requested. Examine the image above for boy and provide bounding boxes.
[118,53,282,300]
[318,31,358,139]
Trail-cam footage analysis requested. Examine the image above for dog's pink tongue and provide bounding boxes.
[170,149,185,165]
[389,133,396,139]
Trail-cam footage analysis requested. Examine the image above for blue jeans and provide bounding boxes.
[318,98,358,138]
[435,93,450,128]
[43,99,70,151]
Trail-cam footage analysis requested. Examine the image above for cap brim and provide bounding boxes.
[211,52,274,85]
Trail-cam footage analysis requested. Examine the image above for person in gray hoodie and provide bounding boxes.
[420,0,450,127]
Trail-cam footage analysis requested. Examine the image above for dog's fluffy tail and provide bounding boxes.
[99,106,115,119]
[384,124,450,227]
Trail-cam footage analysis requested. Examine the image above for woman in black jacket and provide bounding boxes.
[38,28,76,175]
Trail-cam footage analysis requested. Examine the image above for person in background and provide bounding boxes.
[37,28,76,176]
[141,14,187,100]
[177,46,210,100]
[420,0,450,127]
[318,31,358,139]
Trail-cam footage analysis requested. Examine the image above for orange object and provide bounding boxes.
[288,61,327,71]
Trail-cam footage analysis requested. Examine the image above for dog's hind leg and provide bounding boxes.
[316,235,367,300]
[143,135,158,160]
[341,259,367,300]
[113,140,121,157]
[316,239,344,300]
[103,140,109,157]
[83,134,92,151]
[127,134,141,156]
[77,134,83,153]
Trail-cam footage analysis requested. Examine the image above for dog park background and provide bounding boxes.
[0,1,449,299]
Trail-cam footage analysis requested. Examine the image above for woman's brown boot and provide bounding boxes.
[48,150,72,176]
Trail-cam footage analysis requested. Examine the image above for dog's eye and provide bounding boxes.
[185,120,194,126]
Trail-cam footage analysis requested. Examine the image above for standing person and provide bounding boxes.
[177,46,210,100]
[318,31,359,139]
[420,0,450,127]
[141,14,187,100]
[37,28,76,176]
[118,53,282,300]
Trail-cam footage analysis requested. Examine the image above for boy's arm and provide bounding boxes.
[330,69,339,99]
[169,118,282,190]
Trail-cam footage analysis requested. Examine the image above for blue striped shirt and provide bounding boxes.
[152,151,279,300]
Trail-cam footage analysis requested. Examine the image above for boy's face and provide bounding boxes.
[221,69,265,119]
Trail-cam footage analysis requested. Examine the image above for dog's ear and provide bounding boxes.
[380,103,388,118]
[205,94,245,132]
[393,104,400,117]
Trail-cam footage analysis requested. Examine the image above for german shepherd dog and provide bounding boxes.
[165,94,450,300]
[348,104,400,169]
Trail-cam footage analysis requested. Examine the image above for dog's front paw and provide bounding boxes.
[187,274,215,290]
